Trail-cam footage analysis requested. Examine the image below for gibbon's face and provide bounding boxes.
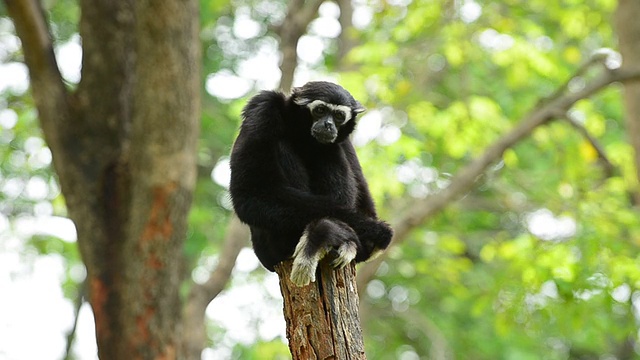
[306,100,352,144]
[292,81,365,144]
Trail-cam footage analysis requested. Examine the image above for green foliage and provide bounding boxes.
[3,0,640,358]
[343,0,640,358]
[45,0,79,42]
[229,340,290,360]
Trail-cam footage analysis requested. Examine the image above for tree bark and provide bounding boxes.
[6,0,200,358]
[615,0,640,204]
[275,260,367,359]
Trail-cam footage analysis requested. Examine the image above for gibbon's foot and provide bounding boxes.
[290,234,324,286]
[331,241,357,268]
[290,235,358,286]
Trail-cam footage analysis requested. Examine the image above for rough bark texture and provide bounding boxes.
[615,0,640,204]
[6,0,200,358]
[275,260,366,360]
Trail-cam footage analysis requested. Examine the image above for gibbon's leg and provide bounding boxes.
[290,218,358,286]
[290,232,325,286]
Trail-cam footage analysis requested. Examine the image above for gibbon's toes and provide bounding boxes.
[290,254,318,287]
[331,241,357,268]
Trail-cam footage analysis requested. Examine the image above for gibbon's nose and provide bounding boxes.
[324,118,334,130]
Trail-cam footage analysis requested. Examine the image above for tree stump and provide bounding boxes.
[275,259,367,359]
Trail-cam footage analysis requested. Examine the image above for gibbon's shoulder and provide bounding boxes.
[240,90,288,132]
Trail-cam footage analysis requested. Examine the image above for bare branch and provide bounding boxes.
[400,308,452,360]
[544,52,611,103]
[180,214,249,359]
[275,0,325,92]
[304,0,326,28]
[5,0,71,144]
[336,0,357,69]
[63,280,86,360]
[562,113,616,178]
[196,215,249,303]
[356,67,640,290]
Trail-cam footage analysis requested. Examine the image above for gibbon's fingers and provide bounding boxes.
[331,241,357,268]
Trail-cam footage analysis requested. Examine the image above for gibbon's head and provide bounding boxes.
[292,81,365,144]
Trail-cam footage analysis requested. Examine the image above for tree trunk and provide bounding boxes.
[275,260,367,359]
[615,0,640,204]
[6,0,200,358]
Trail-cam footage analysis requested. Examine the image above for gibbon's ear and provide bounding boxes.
[353,101,366,114]
[291,86,311,106]
[293,97,312,106]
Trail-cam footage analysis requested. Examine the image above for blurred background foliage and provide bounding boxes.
[2,0,640,359]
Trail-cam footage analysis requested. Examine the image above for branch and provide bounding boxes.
[275,0,325,92]
[399,308,452,360]
[5,0,57,79]
[544,51,611,103]
[561,113,616,178]
[63,280,86,360]
[336,0,357,70]
[356,67,640,290]
[5,0,70,135]
[194,214,249,303]
[180,214,249,359]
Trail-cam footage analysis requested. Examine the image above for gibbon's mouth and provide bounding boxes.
[311,129,338,144]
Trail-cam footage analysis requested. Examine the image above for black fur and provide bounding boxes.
[303,218,359,258]
[229,81,393,271]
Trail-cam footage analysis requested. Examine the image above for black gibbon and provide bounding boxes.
[229,81,392,286]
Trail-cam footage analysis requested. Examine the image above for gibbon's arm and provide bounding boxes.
[230,180,351,233]
[342,142,378,219]
[230,92,359,233]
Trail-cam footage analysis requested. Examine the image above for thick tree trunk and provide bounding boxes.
[6,0,200,358]
[275,260,367,359]
[615,0,640,204]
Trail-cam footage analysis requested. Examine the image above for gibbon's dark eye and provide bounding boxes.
[312,105,328,117]
[333,111,346,124]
